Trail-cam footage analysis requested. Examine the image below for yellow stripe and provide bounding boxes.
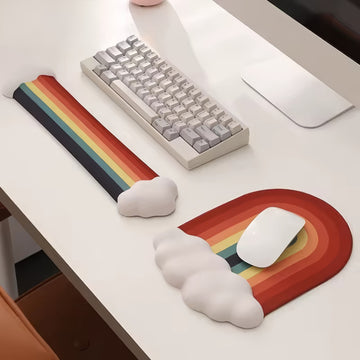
[27,82,135,187]
[211,231,244,253]
[240,228,308,279]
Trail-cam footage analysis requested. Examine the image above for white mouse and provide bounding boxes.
[236,207,305,268]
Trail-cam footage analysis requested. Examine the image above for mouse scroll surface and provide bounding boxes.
[236,207,305,268]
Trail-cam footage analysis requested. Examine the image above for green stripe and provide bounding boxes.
[21,83,130,192]
[232,261,252,274]
[216,243,237,259]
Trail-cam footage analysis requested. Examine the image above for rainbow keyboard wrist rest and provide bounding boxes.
[13,75,177,217]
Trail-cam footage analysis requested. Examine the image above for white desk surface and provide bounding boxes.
[1,0,360,359]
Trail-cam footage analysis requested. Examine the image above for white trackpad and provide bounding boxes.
[236,207,305,268]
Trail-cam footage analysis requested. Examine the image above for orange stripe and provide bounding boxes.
[32,79,141,182]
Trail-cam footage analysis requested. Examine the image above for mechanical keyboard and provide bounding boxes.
[81,35,249,169]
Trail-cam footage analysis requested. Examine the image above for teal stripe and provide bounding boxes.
[216,243,237,259]
[232,261,252,274]
[21,83,130,191]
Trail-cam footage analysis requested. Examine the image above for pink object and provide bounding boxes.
[130,0,165,6]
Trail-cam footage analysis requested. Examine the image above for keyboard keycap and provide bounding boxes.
[196,95,209,106]
[188,119,202,129]
[179,112,194,123]
[139,46,151,56]
[95,51,115,67]
[212,124,231,141]
[204,101,217,113]
[227,120,242,134]
[193,139,210,153]
[204,117,218,129]
[211,108,225,119]
[110,80,158,123]
[109,64,122,74]
[189,104,202,116]
[130,81,143,93]
[197,111,210,122]
[94,64,107,75]
[118,56,130,66]
[106,46,122,60]
[158,93,172,103]
[163,128,179,141]
[126,49,138,60]
[100,70,117,85]
[173,121,187,133]
[144,94,157,106]
[151,101,164,112]
[166,114,179,125]
[180,128,201,145]
[117,41,131,54]
[152,118,171,134]
[126,35,138,45]
[195,125,220,147]
[133,40,145,50]
[137,88,150,99]
[173,105,186,116]
[158,107,172,119]
[219,114,233,126]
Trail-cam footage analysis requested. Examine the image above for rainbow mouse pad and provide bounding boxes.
[179,189,352,316]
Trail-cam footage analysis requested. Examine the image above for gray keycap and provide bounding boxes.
[133,55,145,65]
[139,46,151,56]
[130,81,143,93]
[138,74,150,84]
[146,67,158,78]
[151,86,164,97]
[126,49,138,60]
[126,35,138,45]
[188,88,202,99]
[133,40,145,50]
[193,139,210,153]
[180,112,194,123]
[173,105,186,116]
[123,75,136,87]
[204,101,217,112]
[180,127,201,145]
[117,69,129,80]
[175,91,187,103]
[189,104,202,116]
[196,95,209,106]
[158,107,172,119]
[212,107,225,119]
[174,76,186,87]
[94,51,115,67]
[144,94,157,106]
[219,114,233,126]
[195,125,220,147]
[106,46,122,60]
[212,124,231,141]
[117,41,131,54]
[151,101,165,112]
[159,79,172,90]
[167,85,180,96]
[167,70,180,81]
[197,111,210,122]
[94,64,107,76]
[158,93,171,103]
[153,58,166,68]
[163,128,179,141]
[124,62,136,72]
[166,114,179,125]
[146,52,158,62]
[173,121,187,133]
[137,88,150,99]
[182,82,194,93]
[100,70,117,85]
[152,119,171,134]
[159,64,172,74]
[131,68,143,78]
[182,98,195,109]
[139,61,152,72]
[144,80,157,90]
[118,56,130,66]
[166,99,179,110]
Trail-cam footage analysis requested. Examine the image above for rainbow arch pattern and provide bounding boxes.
[13,76,157,200]
[179,189,352,315]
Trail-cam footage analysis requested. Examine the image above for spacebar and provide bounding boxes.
[110,80,158,124]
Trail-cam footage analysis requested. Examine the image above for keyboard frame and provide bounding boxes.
[81,56,249,170]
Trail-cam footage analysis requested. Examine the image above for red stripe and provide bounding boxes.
[37,76,157,180]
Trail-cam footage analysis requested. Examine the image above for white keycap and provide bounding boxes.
[138,74,150,84]
[193,139,210,153]
[151,86,164,97]
[173,105,186,116]
[227,120,242,134]
[158,107,172,119]
[204,117,218,129]
[152,119,171,134]
[166,114,179,125]
[195,125,220,147]
[126,35,138,45]
[180,112,194,123]
[151,101,164,112]
[167,85,180,96]
[153,73,165,84]
[211,108,225,119]
[159,79,172,90]
[219,114,233,126]
[196,95,209,106]
[133,40,145,50]
[110,80,158,123]
[95,51,115,67]
[139,61,152,72]
[180,128,201,145]
[117,41,131,54]
[159,64,172,74]
[166,99,179,110]
[126,49,138,59]
[188,88,202,99]
[173,121,187,133]
[158,93,172,103]
[109,64,122,74]
[139,46,151,56]
[189,104,202,116]
[204,101,217,112]
[174,76,186,87]
[175,91,187,103]
[118,56,130,66]
[124,62,136,72]
[144,94,157,106]
[131,68,143,78]
[146,52,158,62]
[100,70,117,84]
[167,70,179,81]
[197,111,210,122]
[117,69,129,80]
[182,82,194,93]
[153,58,166,68]
[130,81,143,93]
[188,119,202,129]
[146,67,158,78]
[133,55,145,65]
[94,64,107,75]
[163,128,179,141]
[144,80,157,90]
[137,88,150,99]
[182,98,195,109]
[123,75,136,87]
[106,46,122,60]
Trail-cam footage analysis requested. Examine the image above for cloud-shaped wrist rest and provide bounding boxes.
[153,228,264,329]
[117,177,178,218]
